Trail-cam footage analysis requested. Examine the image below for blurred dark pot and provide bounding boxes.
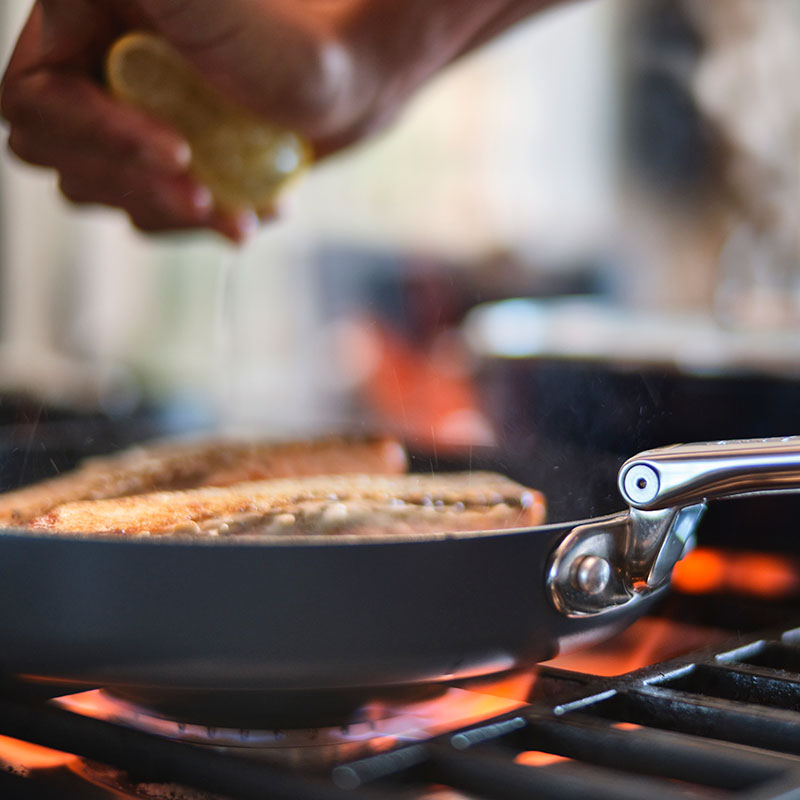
[474,356,800,550]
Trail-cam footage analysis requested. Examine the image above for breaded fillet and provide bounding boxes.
[29,472,546,536]
[0,435,407,527]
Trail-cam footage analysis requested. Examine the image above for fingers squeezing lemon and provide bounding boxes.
[106,33,312,216]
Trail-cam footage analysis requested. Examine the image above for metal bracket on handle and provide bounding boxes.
[547,503,704,617]
[626,505,705,589]
[547,513,632,616]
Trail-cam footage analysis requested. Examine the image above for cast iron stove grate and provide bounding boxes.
[6,628,800,799]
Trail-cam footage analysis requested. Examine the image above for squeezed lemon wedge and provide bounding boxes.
[106,32,312,214]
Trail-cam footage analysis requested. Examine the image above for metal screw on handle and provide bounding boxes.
[621,465,660,506]
[571,555,611,596]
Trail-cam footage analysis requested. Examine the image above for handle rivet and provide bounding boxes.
[572,555,612,596]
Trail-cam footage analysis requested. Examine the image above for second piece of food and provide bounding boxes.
[28,472,546,537]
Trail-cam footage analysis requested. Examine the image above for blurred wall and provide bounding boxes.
[2,0,630,431]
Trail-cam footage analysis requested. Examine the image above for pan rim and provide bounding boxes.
[0,516,611,547]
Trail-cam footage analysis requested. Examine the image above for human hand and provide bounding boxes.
[1,0,267,241]
[1,0,551,241]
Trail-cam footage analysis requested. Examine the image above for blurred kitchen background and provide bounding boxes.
[1,0,799,516]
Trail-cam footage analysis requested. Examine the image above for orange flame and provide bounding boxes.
[515,751,569,767]
[544,616,729,676]
[0,735,77,770]
[672,548,800,599]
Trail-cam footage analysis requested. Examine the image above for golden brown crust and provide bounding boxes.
[29,472,546,536]
[0,435,408,527]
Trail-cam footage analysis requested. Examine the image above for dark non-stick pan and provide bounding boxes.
[0,437,796,726]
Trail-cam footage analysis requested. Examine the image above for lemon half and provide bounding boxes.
[106,32,312,215]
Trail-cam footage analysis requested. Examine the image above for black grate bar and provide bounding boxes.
[331,744,431,790]
[661,663,800,712]
[593,686,800,757]
[426,742,700,800]
[710,660,800,686]
[0,696,389,800]
[332,718,535,790]
[513,710,786,790]
[729,642,800,674]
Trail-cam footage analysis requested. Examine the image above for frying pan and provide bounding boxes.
[0,436,797,727]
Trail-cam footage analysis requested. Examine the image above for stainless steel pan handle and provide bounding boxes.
[619,435,800,510]
[549,435,800,619]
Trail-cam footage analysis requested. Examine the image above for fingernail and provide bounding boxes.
[141,139,192,173]
[172,140,192,170]
[234,210,259,240]
[190,185,214,213]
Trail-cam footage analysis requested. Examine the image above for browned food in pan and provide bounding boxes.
[0,435,407,527]
[29,472,546,537]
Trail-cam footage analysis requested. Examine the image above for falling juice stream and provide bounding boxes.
[213,244,247,428]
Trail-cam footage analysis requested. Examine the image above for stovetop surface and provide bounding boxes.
[5,605,800,800]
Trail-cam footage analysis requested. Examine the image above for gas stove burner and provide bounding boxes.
[67,690,416,767]
[55,681,531,769]
[91,682,455,730]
